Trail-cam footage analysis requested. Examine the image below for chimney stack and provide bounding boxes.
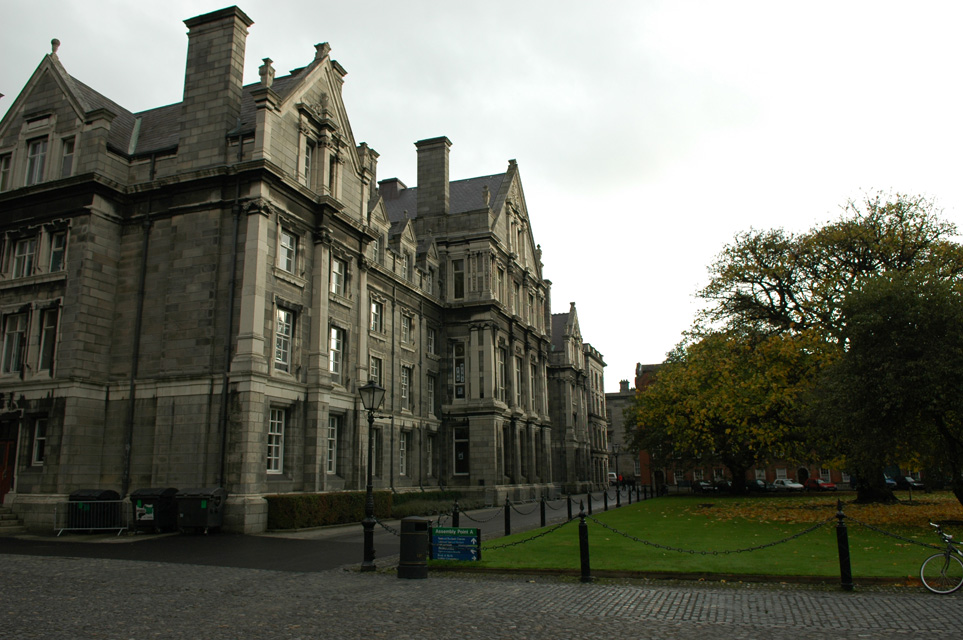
[178,6,254,170]
[416,137,451,218]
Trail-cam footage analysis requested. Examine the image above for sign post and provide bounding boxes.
[430,526,481,561]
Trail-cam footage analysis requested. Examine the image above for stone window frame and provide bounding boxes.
[267,406,286,474]
[326,413,343,476]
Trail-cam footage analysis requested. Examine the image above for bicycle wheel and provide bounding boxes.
[920,552,963,594]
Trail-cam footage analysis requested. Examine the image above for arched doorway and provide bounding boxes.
[797,467,810,484]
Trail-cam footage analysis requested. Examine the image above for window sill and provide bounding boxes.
[0,271,66,290]
[329,292,352,309]
[273,267,306,289]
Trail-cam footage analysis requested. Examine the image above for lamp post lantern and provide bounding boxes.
[359,379,386,572]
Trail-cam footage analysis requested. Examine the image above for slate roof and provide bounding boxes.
[63,68,309,157]
[381,173,506,223]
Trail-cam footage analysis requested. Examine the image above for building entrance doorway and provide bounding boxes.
[0,440,15,504]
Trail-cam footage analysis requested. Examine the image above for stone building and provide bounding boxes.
[605,378,638,482]
[548,303,608,491]
[0,6,594,532]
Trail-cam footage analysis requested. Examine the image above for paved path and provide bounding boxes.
[4,490,962,638]
[2,554,961,639]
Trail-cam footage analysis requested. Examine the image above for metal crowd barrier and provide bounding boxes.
[54,500,132,536]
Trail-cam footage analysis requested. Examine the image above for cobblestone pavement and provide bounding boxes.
[3,553,962,639]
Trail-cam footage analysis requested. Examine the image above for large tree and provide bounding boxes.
[698,193,963,502]
[808,272,963,505]
[628,330,827,493]
[701,193,963,336]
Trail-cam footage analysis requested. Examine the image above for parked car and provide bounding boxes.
[748,479,775,492]
[712,479,732,493]
[772,478,804,491]
[607,472,618,486]
[692,480,716,493]
[896,476,924,490]
[804,478,837,491]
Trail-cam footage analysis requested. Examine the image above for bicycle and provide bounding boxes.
[920,522,963,594]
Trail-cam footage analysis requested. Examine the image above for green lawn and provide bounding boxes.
[433,495,952,579]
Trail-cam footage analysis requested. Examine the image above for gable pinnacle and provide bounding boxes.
[51,39,60,54]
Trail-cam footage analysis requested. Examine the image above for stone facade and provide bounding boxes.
[547,303,609,492]
[0,6,601,532]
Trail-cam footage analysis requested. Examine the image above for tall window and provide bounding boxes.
[371,234,383,264]
[61,137,75,177]
[32,418,47,466]
[452,259,465,298]
[422,269,432,294]
[426,435,434,477]
[402,253,411,281]
[528,293,535,325]
[13,237,36,278]
[274,308,293,373]
[25,138,47,186]
[303,141,314,187]
[401,315,411,344]
[426,327,436,355]
[400,431,411,476]
[0,154,11,192]
[453,342,466,399]
[2,313,27,374]
[279,229,297,273]
[512,282,520,315]
[514,356,523,406]
[38,308,58,372]
[530,363,537,410]
[427,375,436,416]
[496,347,507,402]
[401,366,411,410]
[329,327,344,383]
[326,415,341,475]
[454,425,470,475]
[49,232,66,272]
[497,268,505,301]
[330,258,346,296]
[370,300,383,332]
[369,356,383,387]
[267,408,285,473]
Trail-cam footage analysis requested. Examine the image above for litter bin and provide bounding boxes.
[398,516,430,579]
[68,489,121,531]
[176,487,228,533]
[130,488,179,533]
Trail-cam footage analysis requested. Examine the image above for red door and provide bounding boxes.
[0,440,14,504]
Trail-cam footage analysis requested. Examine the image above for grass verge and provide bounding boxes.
[431,493,963,580]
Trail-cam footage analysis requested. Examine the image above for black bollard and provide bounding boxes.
[603,490,609,511]
[578,502,592,583]
[540,495,546,528]
[452,499,460,528]
[567,495,573,520]
[587,492,593,515]
[836,499,854,591]
[616,483,622,508]
[627,485,632,505]
[504,497,511,537]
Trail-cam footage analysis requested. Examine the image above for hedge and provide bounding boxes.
[266,492,392,530]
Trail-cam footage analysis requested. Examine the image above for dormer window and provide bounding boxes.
[25,138,48,186]
[304,141,314,188]
[61,137,75,178]
[0,154,11,192]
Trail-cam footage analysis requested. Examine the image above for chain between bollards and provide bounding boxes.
[836,499,853,591]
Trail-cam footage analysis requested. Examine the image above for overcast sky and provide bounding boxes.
[3,1,963,391]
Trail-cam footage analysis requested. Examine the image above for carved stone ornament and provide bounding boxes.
[244,198,276,217]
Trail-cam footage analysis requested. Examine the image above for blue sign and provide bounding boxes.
[431,526,481,561]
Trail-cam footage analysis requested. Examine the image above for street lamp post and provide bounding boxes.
[359,379,386,572]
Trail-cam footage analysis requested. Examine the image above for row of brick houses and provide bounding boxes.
[0,6,610,532]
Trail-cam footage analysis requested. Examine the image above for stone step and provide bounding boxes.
[0,525,27,536]
[0,512,18,521]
